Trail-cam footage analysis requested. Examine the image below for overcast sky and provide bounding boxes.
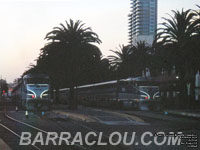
[0,0,199,82]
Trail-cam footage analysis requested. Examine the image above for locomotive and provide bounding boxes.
[12,74,51,110]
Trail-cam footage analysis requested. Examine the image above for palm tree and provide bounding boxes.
[194,5,200,34]
[108,42,152,79]
[157,9,198,43]
[156,9,200,108]
[191,5,200,72]
[108,45,133,79]
[45,19,101,44]
[45,19,102,109]
[156,9,198,74]
[130,41,152,76]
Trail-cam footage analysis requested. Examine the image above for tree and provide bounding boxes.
[108,42,153,79]
[108,45,133,79]
[130,41,152,76]
[155,8,200,108]
[44,19,102,109]
[156,9,198,75]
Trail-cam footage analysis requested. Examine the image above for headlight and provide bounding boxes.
[40,90,49,99]
[27,90,36,99]
[42,93,49,99]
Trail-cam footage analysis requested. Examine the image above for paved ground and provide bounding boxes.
[0,104,200,150]
[0,138,11,150]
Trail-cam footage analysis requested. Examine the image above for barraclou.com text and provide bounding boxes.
[19,132,182,146]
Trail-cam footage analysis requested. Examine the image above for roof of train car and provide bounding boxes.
[23,74,49,79]
[78,80,118,89]
[78,76,157,88]
[12,74,49,93]
[121,76,156,82]
[58,76,157,91]
[59,88,70,91]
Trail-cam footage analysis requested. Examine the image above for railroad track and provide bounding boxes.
[0,103,129,150]
[1,111,129,150]
[0,111,89,150]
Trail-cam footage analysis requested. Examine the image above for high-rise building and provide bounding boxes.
[128,0,157,46]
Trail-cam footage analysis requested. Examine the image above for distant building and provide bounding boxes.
[128,0,157,46]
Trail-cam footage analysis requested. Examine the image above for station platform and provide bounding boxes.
[165,110,200,118]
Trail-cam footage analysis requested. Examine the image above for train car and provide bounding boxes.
[58,76,160,110]
[125,77,160,110]
[12,74,51,110]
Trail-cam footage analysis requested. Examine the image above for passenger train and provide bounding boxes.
[12,74,51,110]
[58,76,160,110]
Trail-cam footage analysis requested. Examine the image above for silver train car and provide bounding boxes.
[12,74,51,110]
[58,77,160,110]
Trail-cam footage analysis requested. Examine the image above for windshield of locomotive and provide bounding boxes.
[26,78,49,84]
[137,81,159,94]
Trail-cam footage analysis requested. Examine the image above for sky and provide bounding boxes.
[0,0,199,82]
